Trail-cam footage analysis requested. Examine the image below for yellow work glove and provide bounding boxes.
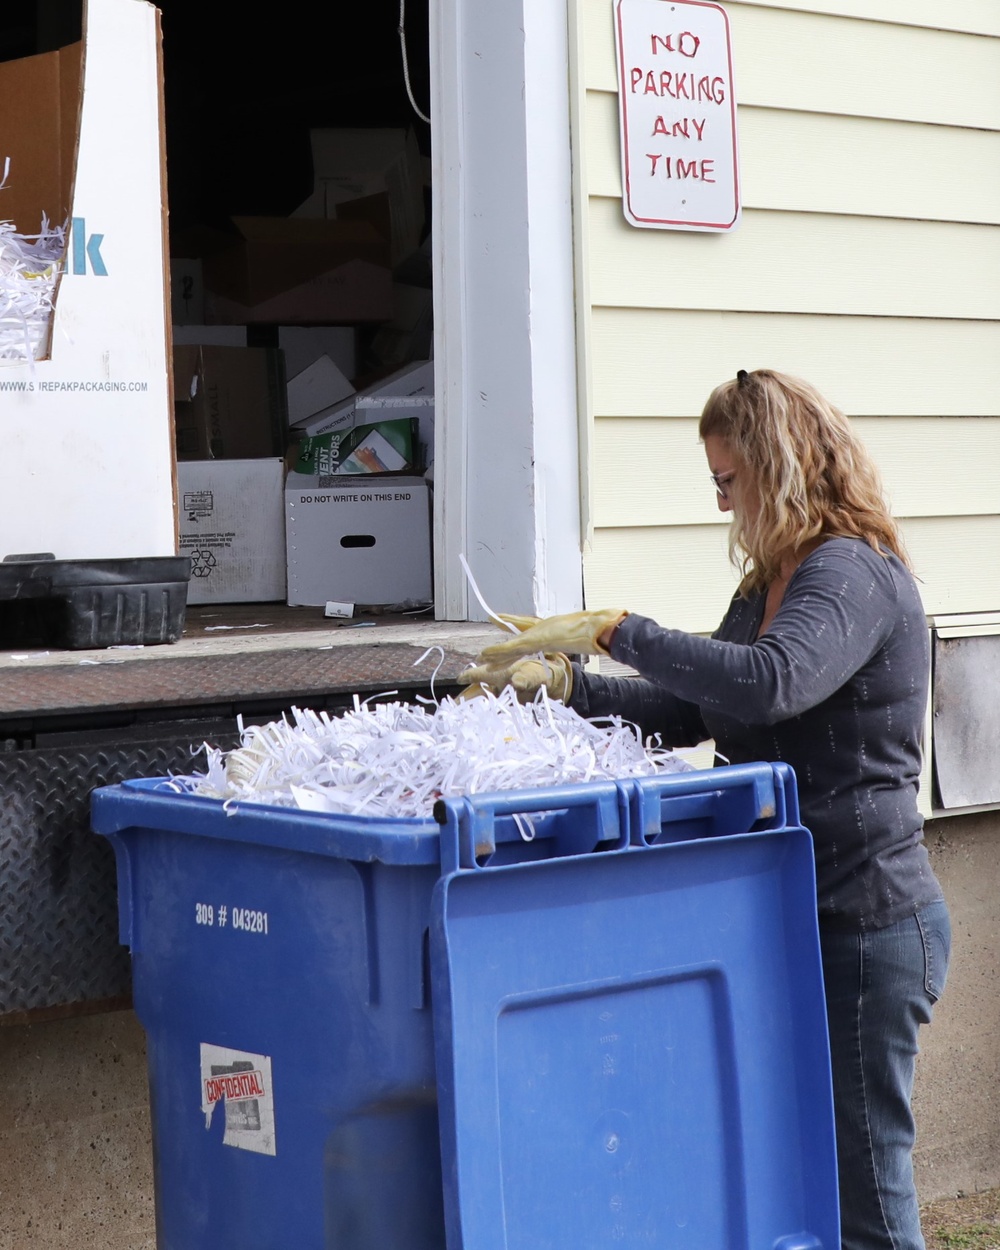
[476,608,628,665]
[457,653,574,704]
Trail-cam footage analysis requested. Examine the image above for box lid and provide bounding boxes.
[203,212,390,306]
[355,360,434,411]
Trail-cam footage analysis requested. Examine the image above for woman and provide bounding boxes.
[462,369,951,1250]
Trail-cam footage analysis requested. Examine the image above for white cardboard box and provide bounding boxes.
[0,0,176,561]
[287,354,355,427]
[179,459,286,604]
[285,473,432,607]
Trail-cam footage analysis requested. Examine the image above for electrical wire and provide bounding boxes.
[398,0,431,125]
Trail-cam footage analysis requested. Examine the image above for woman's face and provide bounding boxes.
[704,434,740,515]
[704,434,762,524]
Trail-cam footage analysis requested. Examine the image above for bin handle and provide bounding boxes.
[630,763,791,845]
[772,762,799,825]
[434,782,623,874]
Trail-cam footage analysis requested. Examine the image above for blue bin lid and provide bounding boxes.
[430,776,839,1250]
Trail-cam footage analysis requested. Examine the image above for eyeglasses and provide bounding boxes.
[710,471,736,501]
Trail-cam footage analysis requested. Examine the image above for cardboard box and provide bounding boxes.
[285,473,432,607]
[172,325,248,347]
[368,283,434,371]
[279,326,356,380]
[0,0,177,561]
[295,128,425,267]
[286,354,355,427]
[202,214,392,325]
[173,345,286,460]
[179,459,286,604]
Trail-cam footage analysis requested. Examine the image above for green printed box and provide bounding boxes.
[295,417,418,476]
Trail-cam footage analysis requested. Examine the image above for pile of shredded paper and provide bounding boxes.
[168,687,693,820]
[0,160,66,363]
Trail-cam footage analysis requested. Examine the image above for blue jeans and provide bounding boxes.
[821,900,951,1250]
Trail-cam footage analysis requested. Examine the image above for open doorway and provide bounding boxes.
[159,0,437,615]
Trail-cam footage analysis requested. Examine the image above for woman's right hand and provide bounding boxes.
[477,609,628,662]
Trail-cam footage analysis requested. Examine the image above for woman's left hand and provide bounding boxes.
[458,653,575,703]
[477,608,628,662]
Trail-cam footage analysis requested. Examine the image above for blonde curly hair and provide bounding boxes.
[699,369,909,594]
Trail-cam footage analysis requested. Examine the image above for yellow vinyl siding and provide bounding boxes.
[718,1,1000,38]
[575,1,998,818]
[587,525,740,633]
[586,96,1000,225]
[587,202,1000,319]
[576,1,1000,633]
[584,2,1000,128]
[586,518,1000,636]
[592,418,1000,528]
[590,309,1000,418]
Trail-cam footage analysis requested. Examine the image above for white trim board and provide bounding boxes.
[430,0,583,620]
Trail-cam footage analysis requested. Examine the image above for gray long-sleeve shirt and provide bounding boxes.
[570,538,943,931]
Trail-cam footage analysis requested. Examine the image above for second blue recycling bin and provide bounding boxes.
[91,762,839,1250]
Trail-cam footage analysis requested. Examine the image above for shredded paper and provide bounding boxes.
[168,687,692,820]
[0,159,66,363]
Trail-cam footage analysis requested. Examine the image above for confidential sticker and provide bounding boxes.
[200,1043,276,1156]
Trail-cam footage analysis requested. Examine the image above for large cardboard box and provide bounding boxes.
[173,345,286,460]
[179,459,286,604]
[0,0,176,561]
[285,473,432,607]
[295,128,425,267]
[202,214,392,325]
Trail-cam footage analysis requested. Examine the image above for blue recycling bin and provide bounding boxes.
[91,762,839,1250]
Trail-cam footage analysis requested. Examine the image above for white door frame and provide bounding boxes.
[429,0,584,621]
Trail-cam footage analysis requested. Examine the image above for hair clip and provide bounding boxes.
[737,369,749,385]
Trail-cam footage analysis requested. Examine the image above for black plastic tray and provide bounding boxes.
[0,555,190,649]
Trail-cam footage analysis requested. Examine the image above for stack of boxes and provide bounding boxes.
[173,128,434,610]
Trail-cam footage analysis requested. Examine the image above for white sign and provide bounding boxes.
[200,1043,277,1156]
[614,0,740,232]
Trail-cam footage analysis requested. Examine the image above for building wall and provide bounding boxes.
[915,811,1000,1198]
[574,0,1000,631]
[571,0,1000,1200]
